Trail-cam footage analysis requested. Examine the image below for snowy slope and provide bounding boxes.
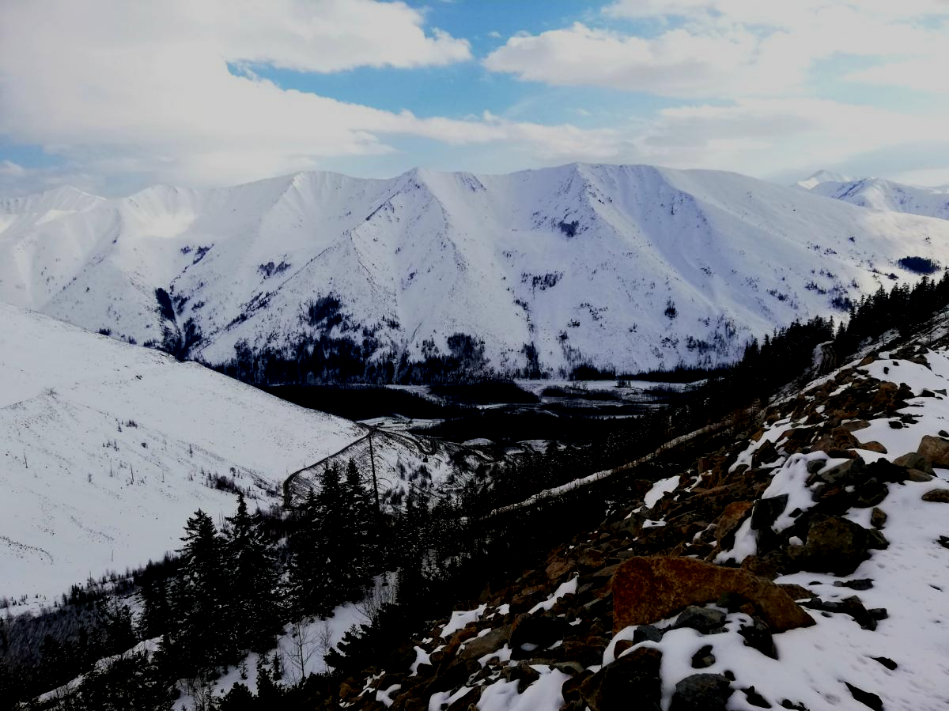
[5,164,949,376]
[0,303,364,601]
[800,171,949,221]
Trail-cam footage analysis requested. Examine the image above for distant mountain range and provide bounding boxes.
[797,170,949,221]
[4,164,949,378]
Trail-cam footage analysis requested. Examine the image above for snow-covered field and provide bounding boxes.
[0,303,364,603]
[5,164,949,375]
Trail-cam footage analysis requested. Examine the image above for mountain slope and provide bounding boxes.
[800,172,949,221]
[338,315,949,711]
[0,303,364,602]
[5,165,949,376]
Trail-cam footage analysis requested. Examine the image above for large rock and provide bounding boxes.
[669,674,733,711]
[458,625,510,660]
[801,515,869,575]
[579,647,662,711]
[917,435,949,467]
[893,451,934,475]
[611,557,814,635]
[921,488,949,503]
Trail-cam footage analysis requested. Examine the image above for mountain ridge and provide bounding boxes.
[4,163,949,378]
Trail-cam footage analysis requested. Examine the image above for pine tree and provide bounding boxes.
[164,509,228,673]
[224,494,282,652]
[340,459,374,598]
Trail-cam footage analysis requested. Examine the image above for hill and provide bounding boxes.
[0,303,363,603]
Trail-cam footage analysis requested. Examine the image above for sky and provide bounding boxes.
[1,0,949,196]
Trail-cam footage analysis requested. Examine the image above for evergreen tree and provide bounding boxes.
[340,459,374,598]
[224,494,282,652]
[164,509,228,673]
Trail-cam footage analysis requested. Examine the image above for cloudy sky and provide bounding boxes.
[2,0,949,195]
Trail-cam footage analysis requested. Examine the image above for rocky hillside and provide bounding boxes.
[5,165,949,377]
[335,323,949,709]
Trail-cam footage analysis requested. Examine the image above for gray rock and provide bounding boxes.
[674,606,727,634]
[458,625,511,661]
[669,674,734,711]
[801,515,870,575]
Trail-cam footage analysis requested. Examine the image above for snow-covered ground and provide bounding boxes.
[4,164,949,375]
[706,348,949,710]
[0,303,364,603]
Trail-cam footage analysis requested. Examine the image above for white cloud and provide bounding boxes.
[485,2,949,98]
[0,0,632,190]
[484,22,804,98]
[0,160,26,177]
[634,98,948,177]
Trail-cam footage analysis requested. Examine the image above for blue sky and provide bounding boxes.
[2,0,949,195]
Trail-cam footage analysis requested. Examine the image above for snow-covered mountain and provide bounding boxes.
[795,169,853,191]
[0,303,364,602]
[5,164,949,377]
[799,171,949,221]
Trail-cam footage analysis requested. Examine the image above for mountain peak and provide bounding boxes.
[796,169,853,190]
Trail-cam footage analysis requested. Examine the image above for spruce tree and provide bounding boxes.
[165,509,228,672]
[224,493,282,652]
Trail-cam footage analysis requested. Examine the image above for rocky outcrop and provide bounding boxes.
[611,557,814,635]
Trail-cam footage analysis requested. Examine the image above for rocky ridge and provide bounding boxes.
[335,326,949,710]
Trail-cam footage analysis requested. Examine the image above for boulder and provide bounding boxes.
[545,557,576,581]
[458,625,510,661]
[673,606,726,634]
[669,674,733,711]
[893,451,934,475]
[611,557,814,635]
[921,488,949,503]
[917,435,949,467]
[579,647,662,711]
[801,516,869,576]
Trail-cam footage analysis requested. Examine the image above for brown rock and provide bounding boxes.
[842,420,871,432]
[870,507,887,529]
[917,435,949,467]
[812,427,860,454]
[777,583,816,601]
[857,441,887,454]
[610,557,814,636]
[906,469,935,482]
[921,488,949,503]
[714,501,754,547]
[546,557,576,581]
[894,451,934,475]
